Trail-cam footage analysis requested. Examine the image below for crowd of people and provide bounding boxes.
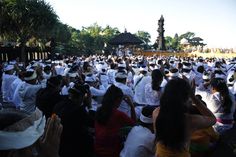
[1,54,236,157]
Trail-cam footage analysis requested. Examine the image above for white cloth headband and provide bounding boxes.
[139,67,148,72]
[203,74,210,80]
[169,71,179,77]
[183,65,191,70]
[140,113,153,124]
[215,74,225,79]
[4,65,14,72]
[0,112,45,150]
[115,72,127,79]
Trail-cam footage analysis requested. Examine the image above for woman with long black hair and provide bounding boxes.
[197,78,236,134]
[153,78,216,157]
[145,69,165,106]
[95,85,136,157]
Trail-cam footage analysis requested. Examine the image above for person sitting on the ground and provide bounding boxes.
[95,85,136,157]
[10,70,25,108]
[18,69,46,113]
[1,64,18,103]
[133,65,151,106]
[120,105,156,157]
[196,78,236,134]
[60,71,78,95]
[85,74,106,110]
[0,108,62,157]
[145,69,164,107]
[189,96,219,157]
[114,70,134,117]
[36,75,65,119]
[53,83,95,157]
[153,78,216,157]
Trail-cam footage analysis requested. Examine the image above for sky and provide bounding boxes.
[45,0,236,49]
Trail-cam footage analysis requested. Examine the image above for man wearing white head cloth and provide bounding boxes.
[1,64,18,103]
[133,65,151,106]
[114,70,134,117]
[181,62,196,84]
[85,74,106,97]
[0,108,62,157]
[18,69,46,113]
[226,70,236,96]
[120,106,156,157]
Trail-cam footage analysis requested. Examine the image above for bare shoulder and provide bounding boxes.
[185,113,215,133]
[152,107,160,122]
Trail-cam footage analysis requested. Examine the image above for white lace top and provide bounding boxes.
[144,83,163,106]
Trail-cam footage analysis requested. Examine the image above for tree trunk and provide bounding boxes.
[19,37,27,62]
[20,43,26,63]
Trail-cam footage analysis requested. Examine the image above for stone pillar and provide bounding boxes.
[157,15,166,50]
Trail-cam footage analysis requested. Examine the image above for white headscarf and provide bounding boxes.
[0,108,46,150]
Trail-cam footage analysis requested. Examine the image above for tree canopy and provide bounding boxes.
[0,0,207,58]
[0,0,58,61]
[165,32,206,51]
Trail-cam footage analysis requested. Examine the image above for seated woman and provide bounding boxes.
[145,69,165,106]
[95,85,136,157]
[189,104,219,157]
[153,78,216,157]
[0,108,62,157]
[36,75,65,119]
[196,78,236,134]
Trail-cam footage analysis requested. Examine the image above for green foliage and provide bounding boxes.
[53,23,71,43]
[179,32,195,41]
[135,31,151,49]
[135,31,151,45]
[165,32,206,51]
[3,1,209,56]
[0,0,58,61]
[52,23,121,55]
[0,0,58,41]
[165,33,180,51]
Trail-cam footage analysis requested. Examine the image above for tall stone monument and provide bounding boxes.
[156,15,166,50]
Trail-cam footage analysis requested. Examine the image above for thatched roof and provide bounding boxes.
[109,31,143,45]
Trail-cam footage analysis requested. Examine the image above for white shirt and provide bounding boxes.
[1,73,18,102]
[11,78,24,107]
[127,71,134,88]
[114,82,134,117]
[194,72,203,87]
[107,69,117,84]
[145,83,163,106]
[196,89,236,132]
[228,84,236,95]
[182,71,196,83]
[60,82,75,95]
[196,90,235,119]
[133,74,151,105]
[18,82,44,113]
[196,82,211,93]
[100,73,109,89]
[90,85,106,97]
[55,65,65,76]
[120,126,155,157]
